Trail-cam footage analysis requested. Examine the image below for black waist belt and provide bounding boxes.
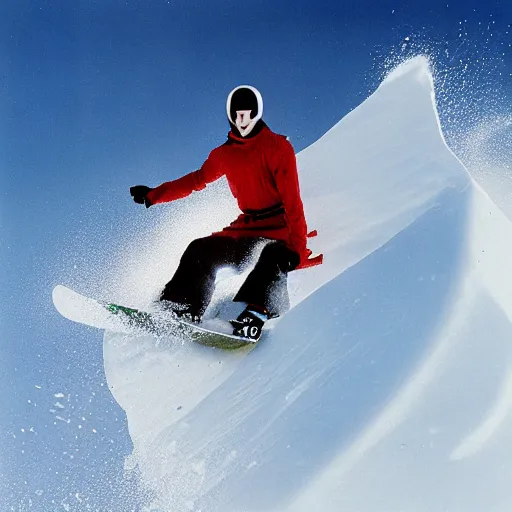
[242,202,285,222]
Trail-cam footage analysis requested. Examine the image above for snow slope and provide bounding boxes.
[103,56,512,511]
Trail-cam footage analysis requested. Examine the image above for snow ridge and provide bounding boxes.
[103,56,512,512]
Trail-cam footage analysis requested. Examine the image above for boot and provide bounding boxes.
[159,300,201,324]
[230,305,269,341]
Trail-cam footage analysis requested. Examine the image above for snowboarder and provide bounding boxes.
[130,85,319,340]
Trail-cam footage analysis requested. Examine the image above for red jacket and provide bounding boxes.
[147,123,313,262]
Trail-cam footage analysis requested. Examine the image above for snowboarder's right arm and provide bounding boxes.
[131,150,224,207]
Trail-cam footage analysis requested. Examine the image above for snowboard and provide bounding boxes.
[52,285,259,350]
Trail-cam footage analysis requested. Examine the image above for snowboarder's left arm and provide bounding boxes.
[273,139,310,262]
[144,150,224,206]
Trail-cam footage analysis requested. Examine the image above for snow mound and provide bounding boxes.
[103,56,512,511]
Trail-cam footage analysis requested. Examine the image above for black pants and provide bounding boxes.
[160,236,297,318]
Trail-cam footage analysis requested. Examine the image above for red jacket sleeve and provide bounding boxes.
[147,149,224,205]
[273,139,308,257]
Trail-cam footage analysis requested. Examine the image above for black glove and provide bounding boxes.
[274,244,301,272]
[130,185,153,208]
[286,249,301,271]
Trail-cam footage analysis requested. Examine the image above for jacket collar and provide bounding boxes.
[227,120,267,145]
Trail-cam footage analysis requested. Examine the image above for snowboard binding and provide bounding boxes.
[159,300,201,324]
[230,305,270,341]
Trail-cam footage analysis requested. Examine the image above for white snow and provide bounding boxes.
[101,56,512,511]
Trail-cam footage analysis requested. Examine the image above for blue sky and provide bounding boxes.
[1,0,511,509]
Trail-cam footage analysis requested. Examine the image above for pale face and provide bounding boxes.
[235,110,252,129]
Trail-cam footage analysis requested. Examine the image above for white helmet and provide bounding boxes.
[226,85,263,137]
